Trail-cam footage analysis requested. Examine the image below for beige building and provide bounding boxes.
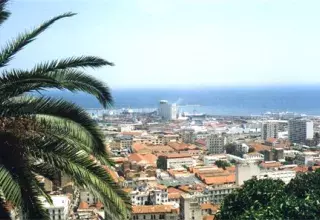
[131,205,179,220]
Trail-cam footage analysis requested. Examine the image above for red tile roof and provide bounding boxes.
[79,201,89,209]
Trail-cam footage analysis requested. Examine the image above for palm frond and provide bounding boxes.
[0,165,22,209]
[29,141,130,219]
[0,12,75,67]
[1,96,108,158]
[0,0,10,26]
[32,56,114,72]
[0,68,113,108]
[17,167,50,220]
[35,115,113,165]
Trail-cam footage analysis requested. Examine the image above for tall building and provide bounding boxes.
[261,122,279,140]
[206,134,227,154]
[158,100,177,120]
[288,119,314,144]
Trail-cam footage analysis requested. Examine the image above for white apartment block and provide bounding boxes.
[243,153,264,162]
[261,122,279,140]
[236,163,296,185]
[40,195,70,220]
[194,184,238,204]
[203,155,228,166]
[130,186,168,206]
[288,119,314,143]
[206,134,227,154]
[158,100,177,121]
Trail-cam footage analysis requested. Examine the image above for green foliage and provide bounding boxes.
[225,143,237,154]
[217,171,320,220]
[215,160,231,169]
[157,157,167,170]
[0,2,130,219]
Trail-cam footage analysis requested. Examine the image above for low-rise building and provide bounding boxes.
[157,154,194,170]
[203,155,228,166]
[236,162,296,185]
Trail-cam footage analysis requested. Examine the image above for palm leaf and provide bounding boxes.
[0,165,22,209]
[0,12,75,67]
[0,67,113,108]
[28,142,130,219]
[1,96,108,159]
[0,0,10,26]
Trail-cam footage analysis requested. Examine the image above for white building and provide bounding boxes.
[203,155,228,166]
[261,122,279,140]
[295,151,320,166]
[243,153,264,162]
[130,185,168,205]
[180,194,202,220]
[235,142,249,153]
[194,184,238,204]
[158,100,177,121]
[236,163,296,185]
[158,154,195,169]
[206,134,227,154]
[288,119,314,143]
[40,195,70,220]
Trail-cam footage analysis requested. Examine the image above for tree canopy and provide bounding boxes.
[217,170,320,219]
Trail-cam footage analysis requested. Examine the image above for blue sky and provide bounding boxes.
[3,0,320,88]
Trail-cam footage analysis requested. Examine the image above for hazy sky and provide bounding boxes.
[3,0,320,88]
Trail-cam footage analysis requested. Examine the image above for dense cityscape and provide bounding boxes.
[29,99,320,219]
[2,0,320,219]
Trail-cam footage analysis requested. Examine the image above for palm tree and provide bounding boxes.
[0,1,130,219]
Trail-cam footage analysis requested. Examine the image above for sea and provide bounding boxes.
[45,86,320,116]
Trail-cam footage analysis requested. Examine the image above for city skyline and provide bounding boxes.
[3,0,320,88]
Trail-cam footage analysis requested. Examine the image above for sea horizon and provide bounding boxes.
[42,85,320,116]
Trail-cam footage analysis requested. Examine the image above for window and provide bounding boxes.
[159,215,165,219]
[87,198,90,202]
[143,215,146,219]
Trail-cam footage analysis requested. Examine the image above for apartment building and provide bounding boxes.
[206,134,227,154]
[288,119,313,143]
[261,122,279,140]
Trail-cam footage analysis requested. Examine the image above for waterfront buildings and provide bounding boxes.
[288,119,314,143]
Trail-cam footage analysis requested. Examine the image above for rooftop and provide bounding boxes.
[132,205,178,214]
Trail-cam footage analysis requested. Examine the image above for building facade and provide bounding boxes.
[158,100,177,121]
[132,205,179,220]
[206,134,227,154]
[288,119,314,144]
[261,122,279,140]
[40,195,70,220]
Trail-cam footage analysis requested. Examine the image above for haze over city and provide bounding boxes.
[4,0,320,88]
